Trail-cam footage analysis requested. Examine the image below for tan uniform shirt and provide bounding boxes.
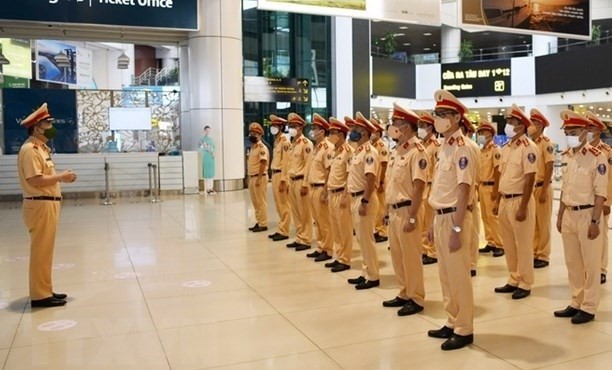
[372,138,389,185]
[423,137,441,183]
[288,135,314,179]
[561,145,608,206]
[348,142,379,193]
[593,141,612,207]
[327,142,353,190]
[428,130,477,209]
[247,141,269,175]
[465,138,481,203]
[385,136,428,205]
[534,136,555,183]
[271,134,292,183]
[499,136,538,195]
[306,138,334,185]
[18,137,61,198]
[480,142,501,182]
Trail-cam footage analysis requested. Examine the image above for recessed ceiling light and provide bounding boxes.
[403,43,411,46]
[607,108,611,112]
[423,47,431,51]
[598,107,603,111]
[500,109,506,112]
[423,32,432,36]
[589,106,594,109]
[433,44,437,47]
[393,33,405,37]
[399,26,408,30]
[579,105,584,107]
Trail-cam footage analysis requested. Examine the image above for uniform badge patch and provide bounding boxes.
[305,147,311,154]
[547,146,554,154]
[599,164,607,175]
[458,157,468,170]
[260,151,265,156]
[419,159,427,170]
[327,154,332,160]
[495,153,501,160]
[608,157,612,166]
[366,156,374,165]
[527,153,536,164]
[283,145,290,152]
[381,150,387,156]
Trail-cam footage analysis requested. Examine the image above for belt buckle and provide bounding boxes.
[565,205,573,211]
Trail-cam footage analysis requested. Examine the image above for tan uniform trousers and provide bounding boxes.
[351,195,380,280]
[465,206,478,271]
[389,206,425,306]
[289,179,312,245]
[328,192,353,264]
[374,189,388,237]
[23,199,60,300]
[478,186,503,247]
[309,186,333,254]
[561,209,604,315]
[420,184,436,258]
[533,186,553,261]
[602,214,609,275]
[248,175,268,227]
[434,212,474,336]
[499,196,536,290]
[271,173,291,236]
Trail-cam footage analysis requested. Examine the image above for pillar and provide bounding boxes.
[441,25,461,64]
[331,16,353,117]
[352,19,371,115]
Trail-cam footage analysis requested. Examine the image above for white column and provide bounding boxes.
[179,41,191,149]
[441,25,461,64]
[186,0,244,191]
[532,35,558,56]
[331,16,353,117]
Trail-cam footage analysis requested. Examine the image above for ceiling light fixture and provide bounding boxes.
[423,32,432,36]
[399,26,409,30]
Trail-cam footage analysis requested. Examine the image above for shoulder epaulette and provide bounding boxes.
[542,136,550,142]
[589,147,602,156]
[365,145,371,152]
[432,139,441,147]
[561,149,570,155]
[457,137,465,147]
[323,143,328,150]
[415,142,425,152]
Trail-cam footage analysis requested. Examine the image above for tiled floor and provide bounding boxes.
[0,188,611,370]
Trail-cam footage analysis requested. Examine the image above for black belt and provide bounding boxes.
[436,207,456,215]
[481,181,495,186]
[565,204,594,211]
[329,187,345,194]
[250,174,267,178]
[502,193,522,199]
[426,182,432,185]
[24,196,62,201]
[310,183,325,188]
[390,200,412,210]
[535,181,551,188]
[351,190,365,197]
[271,169,282,174]
[291,175,304,181]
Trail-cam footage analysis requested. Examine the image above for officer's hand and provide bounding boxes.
[359,203,368,216]
[279,181,287,193]
[556,217,563,233]
[300,186,308,197]
[320,191,328,204]
[256,177,261,187]
[61,170,77,183]
[427,227,434,244]
[383,214,389,226]
[491,192,498,202]
[403,221,416,233]
[377,185,385,194]
[538,190,548,204]
[492,203,499,216]
[588,224,600,240]
[339,194,348,209]
[604,206,611,216]
[515,207,527,222]
[449,231,461,253]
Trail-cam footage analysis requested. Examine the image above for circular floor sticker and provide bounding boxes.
[114,272,141,280]
[37,320,78,332]
[5,256,29,262]
[182,280,212,288]
[0,302,8,310]
[53,263,76,270]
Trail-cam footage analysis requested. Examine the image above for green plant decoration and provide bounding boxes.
[458,40,474,62]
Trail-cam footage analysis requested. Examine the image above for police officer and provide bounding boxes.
[346,112,381,290]
[476,122,504,257]
[305,114,335,262]
[370,118,390,243]
[18,103,77,308]
[268,115,292,242]
[554,110,607,324]
[286,113,314,251]
[418,111,440,265]
[585,111,612,285]
[382,103,428,316]
[494,104,537,300]
[460,116,481,277]
[247,122,269,232]
[325,117,354,272]
[426,90,476,351]
[529,109,555,269]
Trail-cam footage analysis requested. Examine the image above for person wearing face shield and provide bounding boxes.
[246,123,270,233]
[493,104,538,300]
[528,109,555,269]
[475,122,504,258]
[267,115,292,242]
[381,103,428,316]
[426,90,476,351]
[584,111,612,285]
[417,111,440,265]
[285,113,314,251]
[345,112,381,290]
[304,114,335,262]
[18,103,77,308]
[554,110,608,325]
[370,118,390,244]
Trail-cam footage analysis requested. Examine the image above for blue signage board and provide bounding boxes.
[0,0,198,30]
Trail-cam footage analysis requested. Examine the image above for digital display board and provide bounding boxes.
[441,60,511,98]
[244,77,311,103]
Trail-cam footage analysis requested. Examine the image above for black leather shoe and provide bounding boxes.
[471,270,477,277]
[382,297,408,307]
[441,334,473,351]
[307,250,322,258]
[325,260,340,268]
[31,297,67,308]
[252,225,268,233]
[571,310,595,324]
[512,288,531,300]
[286,241,298,248]
[53,292,67,300]
[355,280,380,290]
[272,234,289,242]
[601,274,607,285]
[374,234,388,243]
[494,284,517,293]
[554,306,579,318]
[268,232,279,239]
[348,276,366,285]
[314,252,332,262]
[295,243,311,251]
[534,259,549,269]
[479,245,495,253]
[397,300,424,316]
[249,224,259,231]
[428,326,453,339]
[331,263,350,272]
[422,256,438,265]
[493,248,505,257]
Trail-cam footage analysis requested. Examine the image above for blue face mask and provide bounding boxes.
[349,131,362,142]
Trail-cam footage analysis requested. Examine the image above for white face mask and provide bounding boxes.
[270,126,280,135]
[417,128,428,139]
[434,117,452,134]
[308,130,318,140]
[477,135,487,145]
[587,132,595,142]
[566,135,582,148]
[289,128,298,137]
[504,124,516,138]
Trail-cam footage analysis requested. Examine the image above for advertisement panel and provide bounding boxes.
[461,0,591,40]
[36,40,78,86]
[441,60,511,98]
[258,0,441,26]
[0,39,33,79]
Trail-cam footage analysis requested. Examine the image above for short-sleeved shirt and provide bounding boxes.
[594,141,612,206]
[561,144,608,206]
[423,137,441,183]
[534,135,555,183]
[247,141,269,175]
[499,136,538,195]
[348,142,379,193]
[306,138,334,185]
[480,142,501,183]
[327,142,353,190]
[18,136,61,198]
[385,136,428,205]
[271,134,292,182]
[288,135,314,178]
[428,130,477,209]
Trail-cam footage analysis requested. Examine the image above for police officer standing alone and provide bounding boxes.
[267,115,292,242]
[247,122,269,233]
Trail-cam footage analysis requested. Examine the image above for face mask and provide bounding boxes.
[308,130,321,140]
[288,128,298,137]
[566,135,582,148]
[477,135,487,145]
[417,128,428,139]
[349,131,362,142]
[42,126,57,140]
[504,124,516,138]
[387,125,402,140]
[587,132,595,142]
[270,126,279,135]
[248,135,258,144]
[434,117,452,134]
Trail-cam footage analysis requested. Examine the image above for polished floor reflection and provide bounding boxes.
[0,188,611,370]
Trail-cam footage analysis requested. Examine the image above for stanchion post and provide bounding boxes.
[101,161,115,205]
[148,163,162,203]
